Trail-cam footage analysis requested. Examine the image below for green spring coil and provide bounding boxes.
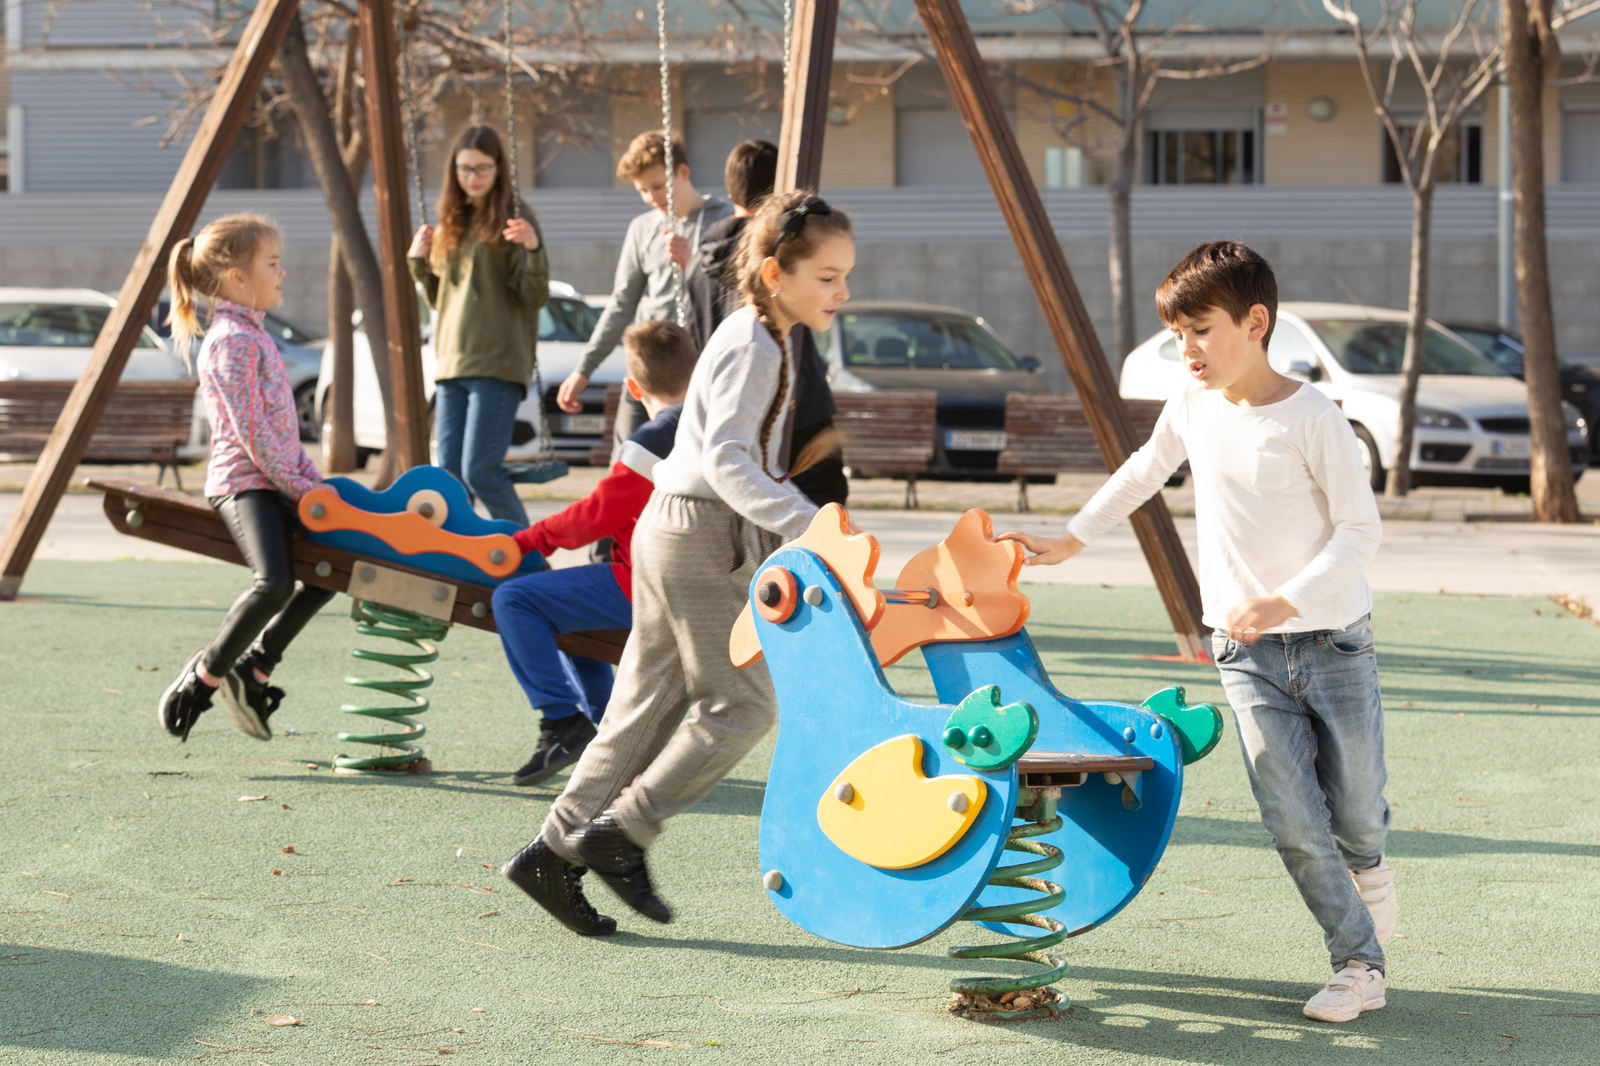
[947,790,1070,1020]
[333,600,451,775]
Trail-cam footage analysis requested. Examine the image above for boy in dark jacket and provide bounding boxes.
[686,140,848,508]
[492,321,695,786]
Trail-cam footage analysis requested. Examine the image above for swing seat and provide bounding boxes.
[507,459,569,484]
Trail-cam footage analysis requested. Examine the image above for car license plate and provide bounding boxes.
[562,414,607,434]
[946,430,1007,451]
[1492,437,1531,458]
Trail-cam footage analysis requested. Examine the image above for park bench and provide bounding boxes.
[84,477,630,664]
[1,381,198,489]
[998,394,1168,511]
[832,390,939,509]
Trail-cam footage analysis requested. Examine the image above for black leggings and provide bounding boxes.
[202,490,335,677]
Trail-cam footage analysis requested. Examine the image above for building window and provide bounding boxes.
[1145,129,1256,184]
[1382,123,1482,183]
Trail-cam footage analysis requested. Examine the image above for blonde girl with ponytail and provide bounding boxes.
[156,213,336,749]
[501,191,855,937]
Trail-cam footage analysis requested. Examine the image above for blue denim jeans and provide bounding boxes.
[1213,616,1390,973]
[435,376,529,525]
[491,563,634,723]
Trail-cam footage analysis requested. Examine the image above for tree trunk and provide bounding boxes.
[1388,182,1433,498]
[323,236,359,472]
[276,13,399,465]
[1106,61,1140,370]
[1506,0,1578,521]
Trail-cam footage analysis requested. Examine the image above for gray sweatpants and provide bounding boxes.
[540,492,783,861]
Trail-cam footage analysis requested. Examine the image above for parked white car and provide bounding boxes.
[315,281,620,466]
[0,288,187,381]
[1119,301,1587,490]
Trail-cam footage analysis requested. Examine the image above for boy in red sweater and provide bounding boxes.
[493,321,695,785]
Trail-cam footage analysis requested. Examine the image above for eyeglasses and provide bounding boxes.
[456,163,497,179]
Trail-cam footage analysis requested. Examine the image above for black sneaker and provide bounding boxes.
[572,810,672,924]
[219,650,283,742]
[511,715,598,786]
[158,650,215,742]
[501,836,617,937]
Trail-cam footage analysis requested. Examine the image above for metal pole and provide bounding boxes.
[1498,77,1517,332]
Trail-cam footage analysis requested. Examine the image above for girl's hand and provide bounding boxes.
[663,231,689,268]
[408,225,434,259]
[997,530,1084,567]
[504,218,540,250]
[1223,596,1296,645]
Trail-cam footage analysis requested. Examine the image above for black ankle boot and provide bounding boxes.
[572,811,672,924]
[501,836,617,937]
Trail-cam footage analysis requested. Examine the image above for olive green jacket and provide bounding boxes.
[408,207,549,393]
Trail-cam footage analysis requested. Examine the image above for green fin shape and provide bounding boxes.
[1141,686,1223,765]
[941,685,1038,771]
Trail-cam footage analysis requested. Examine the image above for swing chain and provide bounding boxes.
[395,0,428,227]
[656,0,686,328]
[782,0,793,90]
[503,0,554,461]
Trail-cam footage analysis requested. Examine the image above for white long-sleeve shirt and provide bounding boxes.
[651,307,819,540]
[1067,381,1382,633]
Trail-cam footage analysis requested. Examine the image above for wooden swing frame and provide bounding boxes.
[0,0,1208,659]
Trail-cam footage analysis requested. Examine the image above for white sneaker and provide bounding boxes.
[1351,860,1397,943]
[1303,961,1386,1023]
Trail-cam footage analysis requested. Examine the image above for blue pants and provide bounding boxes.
[492,563,633,723]
[1213,616,1390,973]
[435,376,529,525]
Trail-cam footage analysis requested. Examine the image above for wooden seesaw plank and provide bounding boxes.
[86,479,628,665]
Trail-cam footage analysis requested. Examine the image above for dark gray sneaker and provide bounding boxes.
[219,667,282,741]
[511,715,598,786]
[158,650,215,743]
[572,810,672,924]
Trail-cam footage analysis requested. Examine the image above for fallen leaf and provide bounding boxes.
[471,1007,484,1012]
[239,795,268,803]
[281,804,291,811]
[365,999,378,1006]
[281,846,296,855]
[264,1015,301,1026]
[272,870,283,876]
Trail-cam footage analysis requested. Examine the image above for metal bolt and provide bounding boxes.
[314,561,332,578]
[762,870,784,891]
[1122,726,1137,743]
[758,581,781,607]
[471,602,488,619]
[924,587,940,608]
[489,549,506,566]
[969,726,993,747]
[834,781,854,803]
[125,509,144,530]
[802,585,824,606]
[359,566,375,583]
[416,501,434,519]
[1151,722,1164,740]
[309,502,326,520]
[962,591,975,607]
[433,584,449,602]
[943,726,967,749]
[947,792,969,814]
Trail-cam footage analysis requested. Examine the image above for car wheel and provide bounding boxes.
[1350,423,1384,493]
[294,382,321,443]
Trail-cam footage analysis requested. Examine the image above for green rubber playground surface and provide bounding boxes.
[2,560,1598,1064]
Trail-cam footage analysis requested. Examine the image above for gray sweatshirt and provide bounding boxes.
[651,307,819,540]
[577,196,734,378]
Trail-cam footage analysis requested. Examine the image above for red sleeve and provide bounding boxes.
[512,462,654,556]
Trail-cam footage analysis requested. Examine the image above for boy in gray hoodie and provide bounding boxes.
[555,131,732,448]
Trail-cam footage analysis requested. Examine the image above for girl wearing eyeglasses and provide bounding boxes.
[501,190,855,937]
[407,124,548,524]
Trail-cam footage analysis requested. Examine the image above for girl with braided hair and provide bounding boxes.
[502,191,855,936]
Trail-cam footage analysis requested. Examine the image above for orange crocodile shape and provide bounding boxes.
[730,503,884,667]
[870,509,1030,667]
[298,485,522,579]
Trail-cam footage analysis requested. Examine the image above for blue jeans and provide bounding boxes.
[1213,616,1390,973]
[435,376,528,525]
[492,563,633,723]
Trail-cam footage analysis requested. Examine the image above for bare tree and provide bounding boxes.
[1323,0,1500,498]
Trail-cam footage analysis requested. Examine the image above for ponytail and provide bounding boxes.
[732,191,852,479]
[164,213,284,367]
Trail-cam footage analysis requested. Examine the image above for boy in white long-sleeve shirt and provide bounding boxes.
[1003,242,1396,1024]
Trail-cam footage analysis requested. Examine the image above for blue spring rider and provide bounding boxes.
[732,505,1221,1020]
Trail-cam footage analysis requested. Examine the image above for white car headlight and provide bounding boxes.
[1416,406,1468,429]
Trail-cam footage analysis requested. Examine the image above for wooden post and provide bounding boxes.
[775,0,840,193]
[0,0,302,601]
[911,0,1208,658]
[359,0,430,470]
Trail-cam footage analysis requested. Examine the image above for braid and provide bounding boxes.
[753,301,790,480]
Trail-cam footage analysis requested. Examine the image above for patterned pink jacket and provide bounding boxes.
[199,300,320,501]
